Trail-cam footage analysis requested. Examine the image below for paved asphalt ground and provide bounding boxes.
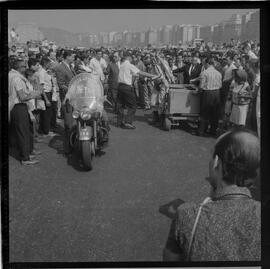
[9,109,217,262]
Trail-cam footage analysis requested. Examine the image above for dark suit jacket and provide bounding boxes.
[173,63,202,84]
[106,62,119,90]
[54,62,76,101]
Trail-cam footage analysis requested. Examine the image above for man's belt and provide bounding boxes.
[118,82,132,87]
[203,89,220,91]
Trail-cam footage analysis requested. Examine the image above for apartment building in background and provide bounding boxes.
[10,10,259,48]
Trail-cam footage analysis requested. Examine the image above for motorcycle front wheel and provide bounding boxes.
[81,140,93,171]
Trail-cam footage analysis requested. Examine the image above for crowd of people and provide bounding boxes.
[8,38,260,166]
[8,36,261,261]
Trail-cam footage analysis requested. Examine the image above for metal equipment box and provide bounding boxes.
[168,85,200,115]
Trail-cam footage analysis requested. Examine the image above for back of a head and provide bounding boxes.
[28,58,39,68]
[235,69,248,83]
[10,58,23,70]
[40,56,51,67]
[25,68,35,79]
[122,51,132,60]
[205,57,215,66]
[214,128,260,187]
[79,52,89,61]
[63,50,73,60]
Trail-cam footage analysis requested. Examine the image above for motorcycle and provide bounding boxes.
[65,73,110,170]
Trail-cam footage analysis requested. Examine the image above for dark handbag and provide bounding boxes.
[236,84,252,105]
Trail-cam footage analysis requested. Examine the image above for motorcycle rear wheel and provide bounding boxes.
[81,140,93,171]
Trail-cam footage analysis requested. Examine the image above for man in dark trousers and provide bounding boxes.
[197,57,222,137]
[106,52,120,113]
[54,50,76,155]
[173,55,202,85]
[117,51,158,129]
[9,59,42,165]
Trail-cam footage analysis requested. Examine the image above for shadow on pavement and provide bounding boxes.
[9,146,20,162]
[48,134,65,156]
[160,198,186,261]
[159,198,185,220]
[66,148,87,172]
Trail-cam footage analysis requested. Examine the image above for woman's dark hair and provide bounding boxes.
[235,69,248,83]
[28,58,40,68]
[56,50,62,59]
[205,57,215,66]
[10,57,24,70]
[35,53,42,61]
[40,56,50,67]
[213,128,260,186]
[25,68,35,78]
[109,54,114,62]
[63,50,74,59]
[48,49,54,55]
[79,52,89,61]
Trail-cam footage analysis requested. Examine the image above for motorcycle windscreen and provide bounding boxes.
[66,73,104,113]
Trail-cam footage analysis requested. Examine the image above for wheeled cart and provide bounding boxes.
[162,84,201,131]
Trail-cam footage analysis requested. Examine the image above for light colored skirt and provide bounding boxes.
[230,104,249,126]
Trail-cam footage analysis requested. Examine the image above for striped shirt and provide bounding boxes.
[200,66,222,91]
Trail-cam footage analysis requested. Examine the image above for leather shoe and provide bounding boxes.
[21,159,39,165]
[124,123,136,129]
[29,155,38,160]
[31,149,42,155]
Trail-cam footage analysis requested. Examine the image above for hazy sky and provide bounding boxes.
[8,9,258,34]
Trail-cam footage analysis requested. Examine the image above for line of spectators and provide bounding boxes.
[8,38,260,164]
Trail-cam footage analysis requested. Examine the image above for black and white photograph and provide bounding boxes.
[4,6,264,265]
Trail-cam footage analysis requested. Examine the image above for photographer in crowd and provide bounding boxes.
[163,128,260,261]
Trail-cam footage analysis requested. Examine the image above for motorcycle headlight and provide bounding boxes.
[80,110,91,120]
[72,110,80,119]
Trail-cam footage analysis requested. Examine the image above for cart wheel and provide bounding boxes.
[163,118,171,131]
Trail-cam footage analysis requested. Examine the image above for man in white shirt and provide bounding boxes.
[89,49,105,83]
[244,45,258,61]
[117,51,158,129]
[223,56,237,82]
[9,59,42,165]
[100,53,108,70]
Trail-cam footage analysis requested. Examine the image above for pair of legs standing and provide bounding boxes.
[117,83,137,128]
[198,90,220,136]
[10,103,35,163]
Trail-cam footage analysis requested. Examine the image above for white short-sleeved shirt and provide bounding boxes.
[248,50,258,61]
[118,60,140,86]
[89,58,105,82]
[9,69,26,107]
[35,67,52,93]
[100,57,107,70]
